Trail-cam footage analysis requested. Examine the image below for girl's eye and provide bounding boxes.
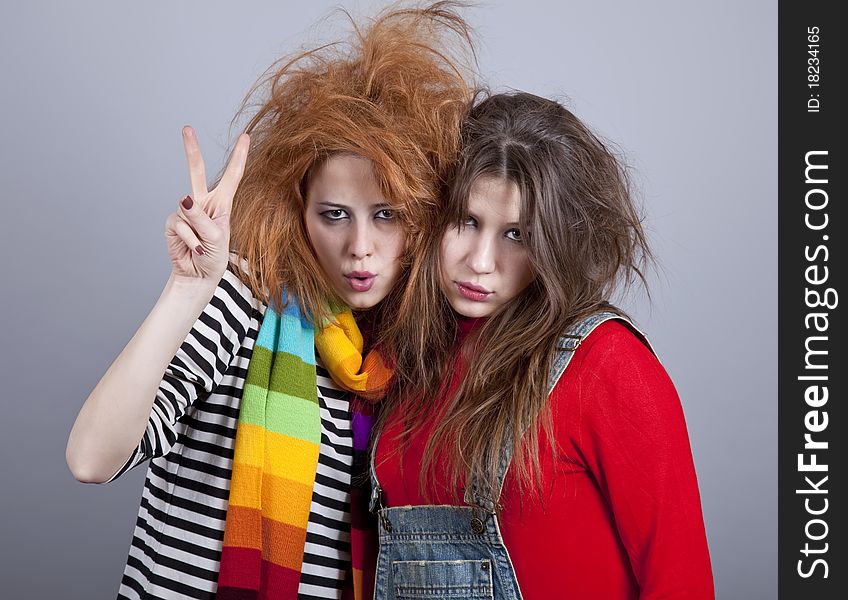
[321,209,347,221]
[505,228,523,242]
[461,215,477,228]
[376,208,396,220]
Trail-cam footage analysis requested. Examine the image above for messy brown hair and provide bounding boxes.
[380,91,653,503]
[225,2,475,319]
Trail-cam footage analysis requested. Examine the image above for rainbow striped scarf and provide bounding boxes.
[216,294,389,599]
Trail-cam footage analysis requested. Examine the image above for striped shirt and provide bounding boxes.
[109,264,354,599]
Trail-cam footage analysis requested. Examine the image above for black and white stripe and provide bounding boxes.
[111,263,354,600]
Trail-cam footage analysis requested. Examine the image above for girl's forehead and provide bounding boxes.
[467,176,522,222]
[307,155,383,201]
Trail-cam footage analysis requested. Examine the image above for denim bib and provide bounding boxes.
[369,312,652,599]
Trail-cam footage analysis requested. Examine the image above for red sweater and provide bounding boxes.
[375,319,714,599]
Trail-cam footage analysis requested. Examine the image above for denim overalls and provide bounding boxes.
[368,312,653,600]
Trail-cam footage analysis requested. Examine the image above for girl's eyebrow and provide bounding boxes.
[467,210,520,228]
[316,201,392,209]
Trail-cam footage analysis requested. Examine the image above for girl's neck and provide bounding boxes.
[352,306,378,350]
[455,313,486,343]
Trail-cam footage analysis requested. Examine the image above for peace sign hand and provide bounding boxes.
[165,126,250,284]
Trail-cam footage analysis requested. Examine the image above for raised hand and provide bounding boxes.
[66,127,251,483]
[165,126,250,283]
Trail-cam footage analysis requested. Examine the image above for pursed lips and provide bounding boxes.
[344,270,376,292]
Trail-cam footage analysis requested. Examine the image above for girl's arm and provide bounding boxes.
[66,127,249,483]
[66,276,218,482]
[103,265,260,483]
[568,322,715,599]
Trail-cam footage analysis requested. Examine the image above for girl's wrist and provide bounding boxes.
[162,273,220,311]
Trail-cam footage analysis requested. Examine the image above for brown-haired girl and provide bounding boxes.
[65,4,474,599]
[371,92,714,599]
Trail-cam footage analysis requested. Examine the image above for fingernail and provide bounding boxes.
[182,195,193,210]
[195,245,205,256]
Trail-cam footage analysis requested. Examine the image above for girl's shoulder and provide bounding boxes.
[559,318,667,391]
[551,319,683,434]
[205,253,268,323]
[223,252,268,309]
[575,319,653,360]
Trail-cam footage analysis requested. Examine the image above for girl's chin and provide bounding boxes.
[448,296,495,319]
[337,289,385,311]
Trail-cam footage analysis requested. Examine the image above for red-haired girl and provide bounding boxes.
[66,4,474,599]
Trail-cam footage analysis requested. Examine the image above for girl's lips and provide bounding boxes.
[345,273,375,292]
[456,281,491,302]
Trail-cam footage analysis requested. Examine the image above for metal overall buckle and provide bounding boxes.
[374,486,393,533]
[464,487,502,534]
[558,333,583,352]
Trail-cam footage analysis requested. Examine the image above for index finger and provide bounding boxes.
[182,125,209,200]
[215,133,251,204]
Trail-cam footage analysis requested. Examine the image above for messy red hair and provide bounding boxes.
[226,2,476,318]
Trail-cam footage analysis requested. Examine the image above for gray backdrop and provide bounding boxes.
[0,1,775,598]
